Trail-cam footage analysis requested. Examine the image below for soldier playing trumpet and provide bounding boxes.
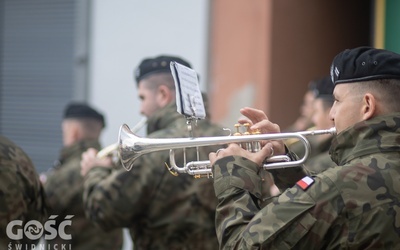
[210,47,400,249]
[80,55,225,250]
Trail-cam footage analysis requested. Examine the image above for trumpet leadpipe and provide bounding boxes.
[129,117,148,133]
[293,127,336,137]
[96,143,118,159]
[97,117,147,159]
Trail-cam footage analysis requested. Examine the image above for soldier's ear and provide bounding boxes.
[156,85,173,107]
[70,121,85,142]
[361,93,376,120]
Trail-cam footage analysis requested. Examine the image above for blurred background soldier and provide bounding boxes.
[81,55,224,249]
[0,135,47,248]
[306,75,337,174]
[285,80,317,133]
[41,103,123,249]
[285,80,318,158]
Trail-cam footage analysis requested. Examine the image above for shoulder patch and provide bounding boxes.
[296,176,315,191]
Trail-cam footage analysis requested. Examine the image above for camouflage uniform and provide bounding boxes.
[0,135,47,248]
[43,140,123,250]
[305,135,337,175]
[212,113,400,249]
[83,101,225,250]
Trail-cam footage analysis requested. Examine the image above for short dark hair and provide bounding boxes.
[138,72,176,91]
[352,79,400,112]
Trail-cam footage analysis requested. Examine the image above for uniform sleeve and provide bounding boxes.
[267,149,309,192]
[0,145,47,247]
[83,153,164,230]
[44,163,82,214]
[212,155,342,249]
[212,155,265,248]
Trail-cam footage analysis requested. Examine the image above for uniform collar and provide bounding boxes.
[55,139,101,168]
[146,101,182,134]
[330,112,400,165]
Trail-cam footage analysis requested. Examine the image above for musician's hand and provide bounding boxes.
[209,142,275,166]
[39,173,48,184]
[238,107,286,156]
[80,148,113,176]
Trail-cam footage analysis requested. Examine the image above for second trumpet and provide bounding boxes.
[97,117,147,161]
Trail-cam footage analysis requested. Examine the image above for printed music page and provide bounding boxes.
[170,61,206,119]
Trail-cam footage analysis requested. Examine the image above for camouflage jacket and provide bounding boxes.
[0,136,47,248]
[212,113,400,249]
[43,140,123,250]
[83,102,225,250]
[305,135,337,175]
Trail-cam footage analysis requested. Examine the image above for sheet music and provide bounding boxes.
[170,61,206,119]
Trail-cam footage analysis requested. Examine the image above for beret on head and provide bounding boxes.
[134,55,192,83]
[313,76,334,100]
[307,80,317,92]
[330,46,400,85]
[64,102,105,128]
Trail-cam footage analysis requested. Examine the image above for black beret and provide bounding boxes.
[313,76,334,100]
[134,55,192,83]
[330,46,400,85]
[64,102,105,128]
[307,80,317,92]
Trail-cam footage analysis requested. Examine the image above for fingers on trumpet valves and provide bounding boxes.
[215,148,225,156]
[233,123,262,152]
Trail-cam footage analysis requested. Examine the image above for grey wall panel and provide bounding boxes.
[0,0,77,172]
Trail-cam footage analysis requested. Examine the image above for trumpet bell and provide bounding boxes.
[97,117,147,163]
[118,124,150,171]
[118,123,223,171]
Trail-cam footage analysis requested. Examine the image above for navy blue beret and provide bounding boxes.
[330,46,400,85]
[64,102,105,128]
[134,55,192,83]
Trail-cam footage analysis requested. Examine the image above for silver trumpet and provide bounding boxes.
[97,117,147,161]
[118,123,336,178]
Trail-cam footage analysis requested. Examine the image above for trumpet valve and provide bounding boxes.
[233,124,243,148]
[251,129,261,152]
[242,123,253,152]
[233,123,242,136]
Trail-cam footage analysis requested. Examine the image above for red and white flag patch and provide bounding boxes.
[296,176,315,191]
